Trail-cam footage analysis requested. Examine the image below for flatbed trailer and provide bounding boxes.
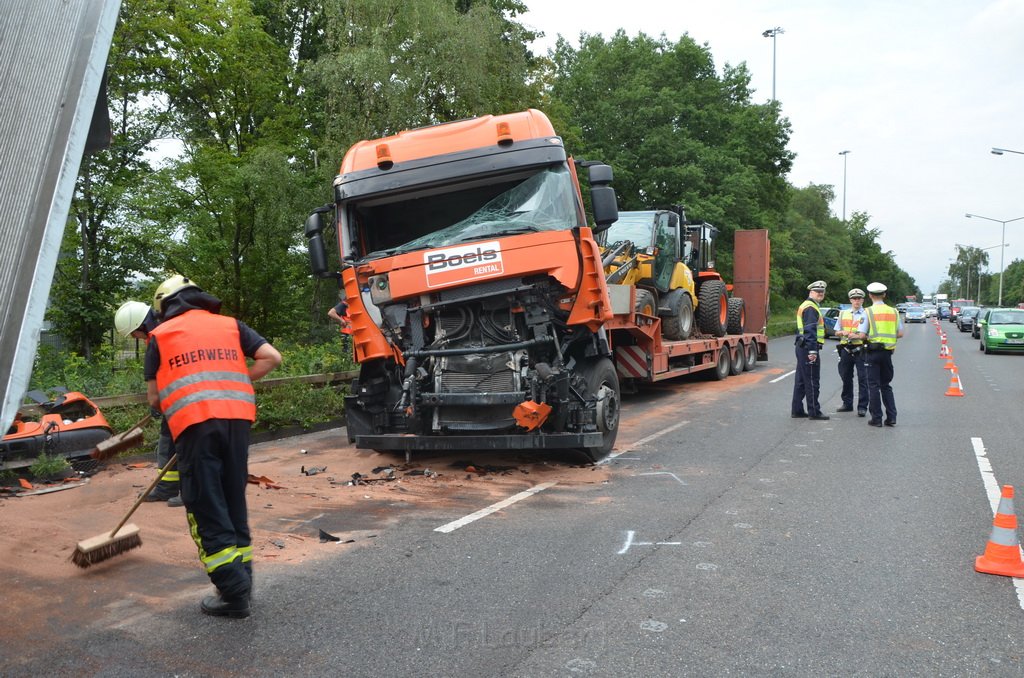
[607,229,770,385]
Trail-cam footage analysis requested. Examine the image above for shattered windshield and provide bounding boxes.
[388,166,578,255]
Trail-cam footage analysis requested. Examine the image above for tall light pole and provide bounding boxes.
[976,243,1010,303]
[762,27,784,101]
[965,213,1024,305]
[838,150,851,223]
[992,147,1024,156]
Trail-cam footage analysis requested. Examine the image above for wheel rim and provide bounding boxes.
[595,383,619,432]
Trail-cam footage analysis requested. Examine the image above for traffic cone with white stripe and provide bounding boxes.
[975,485,1024,578]
[944,368,964,397]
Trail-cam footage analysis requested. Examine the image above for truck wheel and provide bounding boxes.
[580,357,620,459]
[661,290,694,340]
[729,343,745,375]
[634,289,656,317]
[698,280,728,337]
[743,341,758,371]
[708,346,730,380]
[726,297,746,334]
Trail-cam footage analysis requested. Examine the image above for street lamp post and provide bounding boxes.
[838,150,851,223]
[992,147,1024,156]
[762,27,784,101]
[955,242,1009,303]
[965,213,1024,305]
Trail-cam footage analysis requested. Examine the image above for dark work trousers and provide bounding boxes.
[864,349,897,423]
[154,417,179,497]
[837,345,868,412]
[176,419,253,599]
[792,344,822,416]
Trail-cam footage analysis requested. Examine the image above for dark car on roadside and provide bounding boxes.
[957,306,980,333]
[820,307,842,339]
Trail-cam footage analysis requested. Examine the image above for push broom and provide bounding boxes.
[71,419,177,568]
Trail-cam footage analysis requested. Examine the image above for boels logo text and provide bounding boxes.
[423,240,504,288]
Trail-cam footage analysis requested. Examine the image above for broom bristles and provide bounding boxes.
[90,428,145,461]
[70,524,142,569]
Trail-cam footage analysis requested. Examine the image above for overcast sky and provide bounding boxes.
[523,0,1024,296]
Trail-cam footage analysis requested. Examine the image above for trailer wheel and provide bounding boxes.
[579,357,620,459]
[743,341,758,371]
[698,280,728,337]
[708,346,730,381]
[661,290,694,340]
[729,343,745,375]
[634,289,656,317]
[726,297,746,334]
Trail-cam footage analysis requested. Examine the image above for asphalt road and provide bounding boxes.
[9,318,1024,677]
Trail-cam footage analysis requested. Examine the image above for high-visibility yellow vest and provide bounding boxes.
[796,299,824,343]
[838,309,864,345]
[866,303,899,350]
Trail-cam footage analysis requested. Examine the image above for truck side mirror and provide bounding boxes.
[304,208,338,279]
[587,164,618,233]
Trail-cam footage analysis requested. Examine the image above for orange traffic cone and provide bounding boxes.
[939,337,948,357]
[976,485,1024,578]
[944,369,964,397]
[944,350,957,370]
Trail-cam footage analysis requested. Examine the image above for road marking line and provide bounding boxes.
[971,436,1024,610]
[434,482,557,533]
[771,370,795,383]
[638,471,687,485]
[599,420,690,465]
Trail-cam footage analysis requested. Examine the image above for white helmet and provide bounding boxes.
[114,301,151,337]
[866,282,887,294]
[807,280,827,292]
[153,274,198,314]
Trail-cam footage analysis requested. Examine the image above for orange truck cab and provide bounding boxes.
[305,110,622,459]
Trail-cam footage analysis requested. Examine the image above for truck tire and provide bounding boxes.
[708,346,730,381]
[661,289,694,340]
[726,297,746,334]
[698,280,728,337]
[729,343,744,375]
[634,289,656,316]
[579,357,620,460]
[743,340,758,371]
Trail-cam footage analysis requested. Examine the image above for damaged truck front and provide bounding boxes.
[305,110,622,459]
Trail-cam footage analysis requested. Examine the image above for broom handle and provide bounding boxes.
[109,453,178,538]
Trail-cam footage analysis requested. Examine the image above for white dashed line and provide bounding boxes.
[434,482,557,533]
[771,370,795,383]
[598,420,690,464]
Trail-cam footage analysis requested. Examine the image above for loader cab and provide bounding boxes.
[599,209,681,293]
[685,222,719,273]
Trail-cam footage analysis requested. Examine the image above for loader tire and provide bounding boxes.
[634,289,656,317]
[726,297,746,335]
[578,357,620,461]
[698,280,728,337]
[661,289,694,340]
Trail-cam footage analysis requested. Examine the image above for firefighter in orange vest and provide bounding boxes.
[145,275,281,618]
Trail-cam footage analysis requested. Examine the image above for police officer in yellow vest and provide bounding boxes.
[835,288,869,416]
[856,282,904,427]
[792,280,830,420]
[145,275,282,618]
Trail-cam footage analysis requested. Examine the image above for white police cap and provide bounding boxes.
[807,280,827,292]
[848,288,865,298]
[866,282,887,294]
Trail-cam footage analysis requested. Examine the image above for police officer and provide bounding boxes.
[145,275,281,618]
[114,301,182,507]
[792,280,830,420]
[857,282,903,428]
[835,288,869,416]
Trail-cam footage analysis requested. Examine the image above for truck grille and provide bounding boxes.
[440,369,515,393]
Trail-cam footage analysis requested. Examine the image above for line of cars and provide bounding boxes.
[937,303,1024,354]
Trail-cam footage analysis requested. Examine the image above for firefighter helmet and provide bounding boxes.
[114,301,151,337]
[153,274,198,314]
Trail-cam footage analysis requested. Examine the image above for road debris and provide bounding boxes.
[248,474,284,489]
[301,465,327,476]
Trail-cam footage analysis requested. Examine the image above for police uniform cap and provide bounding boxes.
[848,288,865,299]
[807,280,827,292]
[866,282,887,294]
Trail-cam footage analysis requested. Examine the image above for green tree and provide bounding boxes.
[547,31,794,275]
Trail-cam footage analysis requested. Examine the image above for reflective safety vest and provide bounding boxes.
[151,310,256,439]
[838,309,864,345]
[866,303,899,350]
[796,299,825,344]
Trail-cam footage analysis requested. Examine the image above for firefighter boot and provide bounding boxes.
[201,593,251,619]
